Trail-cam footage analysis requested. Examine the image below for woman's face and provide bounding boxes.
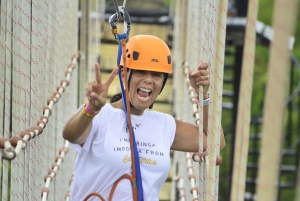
[126,70,164,112]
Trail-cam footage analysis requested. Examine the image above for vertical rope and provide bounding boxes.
[198,0,212,198]
[40,1,49,200]
[172,0,224,200]
[88,0,93,82]
[11,0,21,199]
[172,0,188,119]
[256,0,299,200]
[171,1,189,199]
[62,1,79,199]
[54,2,62,200]
[198,0,216,200]
[230,0,258,200]
[79,0,89,104]
[0,0,6,195]
[2,0,13,200]
[206,0,228,200]
[32,1,46,200]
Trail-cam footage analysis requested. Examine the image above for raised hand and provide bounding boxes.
[188,62,210,96]
[85,63,118,111]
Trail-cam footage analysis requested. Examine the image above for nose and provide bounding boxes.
[143,72,153,84]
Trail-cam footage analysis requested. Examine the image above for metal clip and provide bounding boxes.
[108,6,131,43]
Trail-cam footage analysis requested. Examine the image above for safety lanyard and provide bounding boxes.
[111,3,144,201]
[83,3,144,201]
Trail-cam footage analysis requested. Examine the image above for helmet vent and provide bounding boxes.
[167,55,171,64]
[133,51,140,60]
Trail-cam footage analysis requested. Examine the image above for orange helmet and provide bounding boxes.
[120,35,172,73]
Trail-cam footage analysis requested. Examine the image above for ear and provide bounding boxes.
[119,67,126,80]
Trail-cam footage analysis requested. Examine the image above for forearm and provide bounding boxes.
[62,105,95,145]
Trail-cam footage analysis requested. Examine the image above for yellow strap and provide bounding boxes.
[81,104,97,117]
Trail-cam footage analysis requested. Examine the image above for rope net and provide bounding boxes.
[0,0,80,200]
[172,0,299,201]
[172,0,227,200]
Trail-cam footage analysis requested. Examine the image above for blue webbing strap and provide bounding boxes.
[116,36,144,201]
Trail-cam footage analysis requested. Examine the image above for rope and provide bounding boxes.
[178,1,227,200]
[177,176,186,201]
[182,61,208,201]
[206,0,228,200]
[41,141,71,201]
[256,0,299,200]
[230,0,258,200]
[117,40,140,201]
[0,52,81,160]
[1,0,13,199]
[198,0,212,199]
[112,2,143,199]
[116,39,144,201]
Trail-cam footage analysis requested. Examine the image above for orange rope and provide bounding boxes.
[83,39,138,201]
[121,39,138,200]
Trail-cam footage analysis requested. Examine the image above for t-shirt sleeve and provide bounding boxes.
[165,114,176,147]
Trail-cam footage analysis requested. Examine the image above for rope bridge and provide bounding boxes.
[1,0,300,200]
[171,0,299,201]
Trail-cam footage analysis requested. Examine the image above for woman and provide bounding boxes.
[63,35,226,201]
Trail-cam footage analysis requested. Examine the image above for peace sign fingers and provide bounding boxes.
[94,63,102,84]
[103,67,119,88]
[86,63,119,111]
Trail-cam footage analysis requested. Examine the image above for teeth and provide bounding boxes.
[139,88,151,92]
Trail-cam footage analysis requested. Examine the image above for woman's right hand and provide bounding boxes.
[85,63,118,111]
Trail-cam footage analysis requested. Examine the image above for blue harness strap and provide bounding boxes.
[116,36,144,201]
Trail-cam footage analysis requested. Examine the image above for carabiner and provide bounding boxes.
[108,6,131,43]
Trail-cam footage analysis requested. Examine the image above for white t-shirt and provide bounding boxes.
[70,104,176,201]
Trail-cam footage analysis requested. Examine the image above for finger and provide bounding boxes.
[193,71,209,81]
[198,62,209,70]
[86,82,93,96]
[90,92,99,99]
[195,75,210,82]
[196,81,210,87]
[216,155,222,166]
[189,70,196,77]
[104,67,118,86]
[95,63,102,84]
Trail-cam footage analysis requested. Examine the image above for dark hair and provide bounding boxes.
[110,92,122,103]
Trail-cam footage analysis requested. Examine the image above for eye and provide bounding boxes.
[152,72,163,77]
[134,70,145,75]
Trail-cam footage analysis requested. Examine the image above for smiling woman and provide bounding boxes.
[62,34,225,201]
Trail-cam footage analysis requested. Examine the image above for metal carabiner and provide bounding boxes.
[108,6,131,43]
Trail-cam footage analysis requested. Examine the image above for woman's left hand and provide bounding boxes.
[188,62,210,96]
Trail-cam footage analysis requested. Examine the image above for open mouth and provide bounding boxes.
[137,87,152,101]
